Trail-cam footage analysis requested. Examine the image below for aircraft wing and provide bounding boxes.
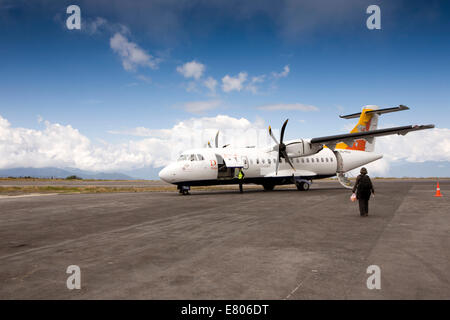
[310,124,435,149]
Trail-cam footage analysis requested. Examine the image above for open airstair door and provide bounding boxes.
[337,172,353,189]
[223,156,245,168]
[333,150,354,189]
[216,154,244,179]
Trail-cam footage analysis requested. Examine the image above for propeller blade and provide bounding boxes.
[268,126,279,145]
[275,149,280,175]
[215,131,219,148]
[269,119,293,175]
[281,149,296,171]
[280,119,289,144]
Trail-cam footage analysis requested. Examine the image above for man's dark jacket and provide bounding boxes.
[352,174,375,200]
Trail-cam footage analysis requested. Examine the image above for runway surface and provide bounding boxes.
[0,179,449,299]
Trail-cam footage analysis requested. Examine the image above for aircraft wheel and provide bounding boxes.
[296,182,310,191]
[263,184,275,191]
[182,189,190,195]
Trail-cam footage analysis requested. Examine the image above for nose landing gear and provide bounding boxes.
[178,185,191,195]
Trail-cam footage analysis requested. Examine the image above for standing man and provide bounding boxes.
[352,167,375,217]
[238,168,245,193]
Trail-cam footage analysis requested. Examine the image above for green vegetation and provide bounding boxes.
[65,175,82,180]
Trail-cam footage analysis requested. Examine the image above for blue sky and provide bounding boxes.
[0,0,449,177]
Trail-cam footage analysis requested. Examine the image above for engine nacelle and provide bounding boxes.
[285,139,323,158]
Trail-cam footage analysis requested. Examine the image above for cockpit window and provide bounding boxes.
[178,153,205,161]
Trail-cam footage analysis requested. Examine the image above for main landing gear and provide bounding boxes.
[296,181,310,191]
[262,183,275,191]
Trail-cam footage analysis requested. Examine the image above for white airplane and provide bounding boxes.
[159,105,434,195]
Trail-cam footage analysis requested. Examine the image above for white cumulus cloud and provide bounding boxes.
[203,76,218,94]
[246,75,266,94]
[0,115,169,171]
[375,128,450,162]
[348,128,450,176]
[110,32,160,71]
[272,65,290,79]
[222,72,248,92]
[0,114,269,171]
[176,60,205,80]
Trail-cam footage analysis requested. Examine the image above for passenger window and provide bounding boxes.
[330,158,333,162]
[197,154,204,161]
[306,158,310,163]
[311,158,314,163]
[262,159,265,164]
[190,154,196,161]
[268,159,271,164]
[326,158,329,162]
[256,158,259,164]
[296,158,299,163]
[321,158,324,162]
[301,159,305,163]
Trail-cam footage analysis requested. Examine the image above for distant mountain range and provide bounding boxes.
[0,167,135,180]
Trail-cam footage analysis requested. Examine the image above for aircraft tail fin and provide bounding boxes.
[337,105,409,152]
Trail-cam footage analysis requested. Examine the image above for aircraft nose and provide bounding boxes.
[159,167,169,182]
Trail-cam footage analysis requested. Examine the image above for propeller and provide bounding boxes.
[215,130,219,148]
[269,119,295,175]
[207,131,220,148]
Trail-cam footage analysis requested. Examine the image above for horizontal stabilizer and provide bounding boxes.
[340,105,409,119]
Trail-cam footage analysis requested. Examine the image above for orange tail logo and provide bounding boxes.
[336,107,377,151]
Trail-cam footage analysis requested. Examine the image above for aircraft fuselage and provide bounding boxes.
[159,144,382,188]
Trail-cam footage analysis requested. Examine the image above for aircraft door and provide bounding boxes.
[333,150,344,172]
[216,154,235,179]
[332,151,354,189]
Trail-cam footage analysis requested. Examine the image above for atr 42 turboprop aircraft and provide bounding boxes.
[159,105,434,195]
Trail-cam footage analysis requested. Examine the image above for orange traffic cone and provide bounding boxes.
[434,182,442,197]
